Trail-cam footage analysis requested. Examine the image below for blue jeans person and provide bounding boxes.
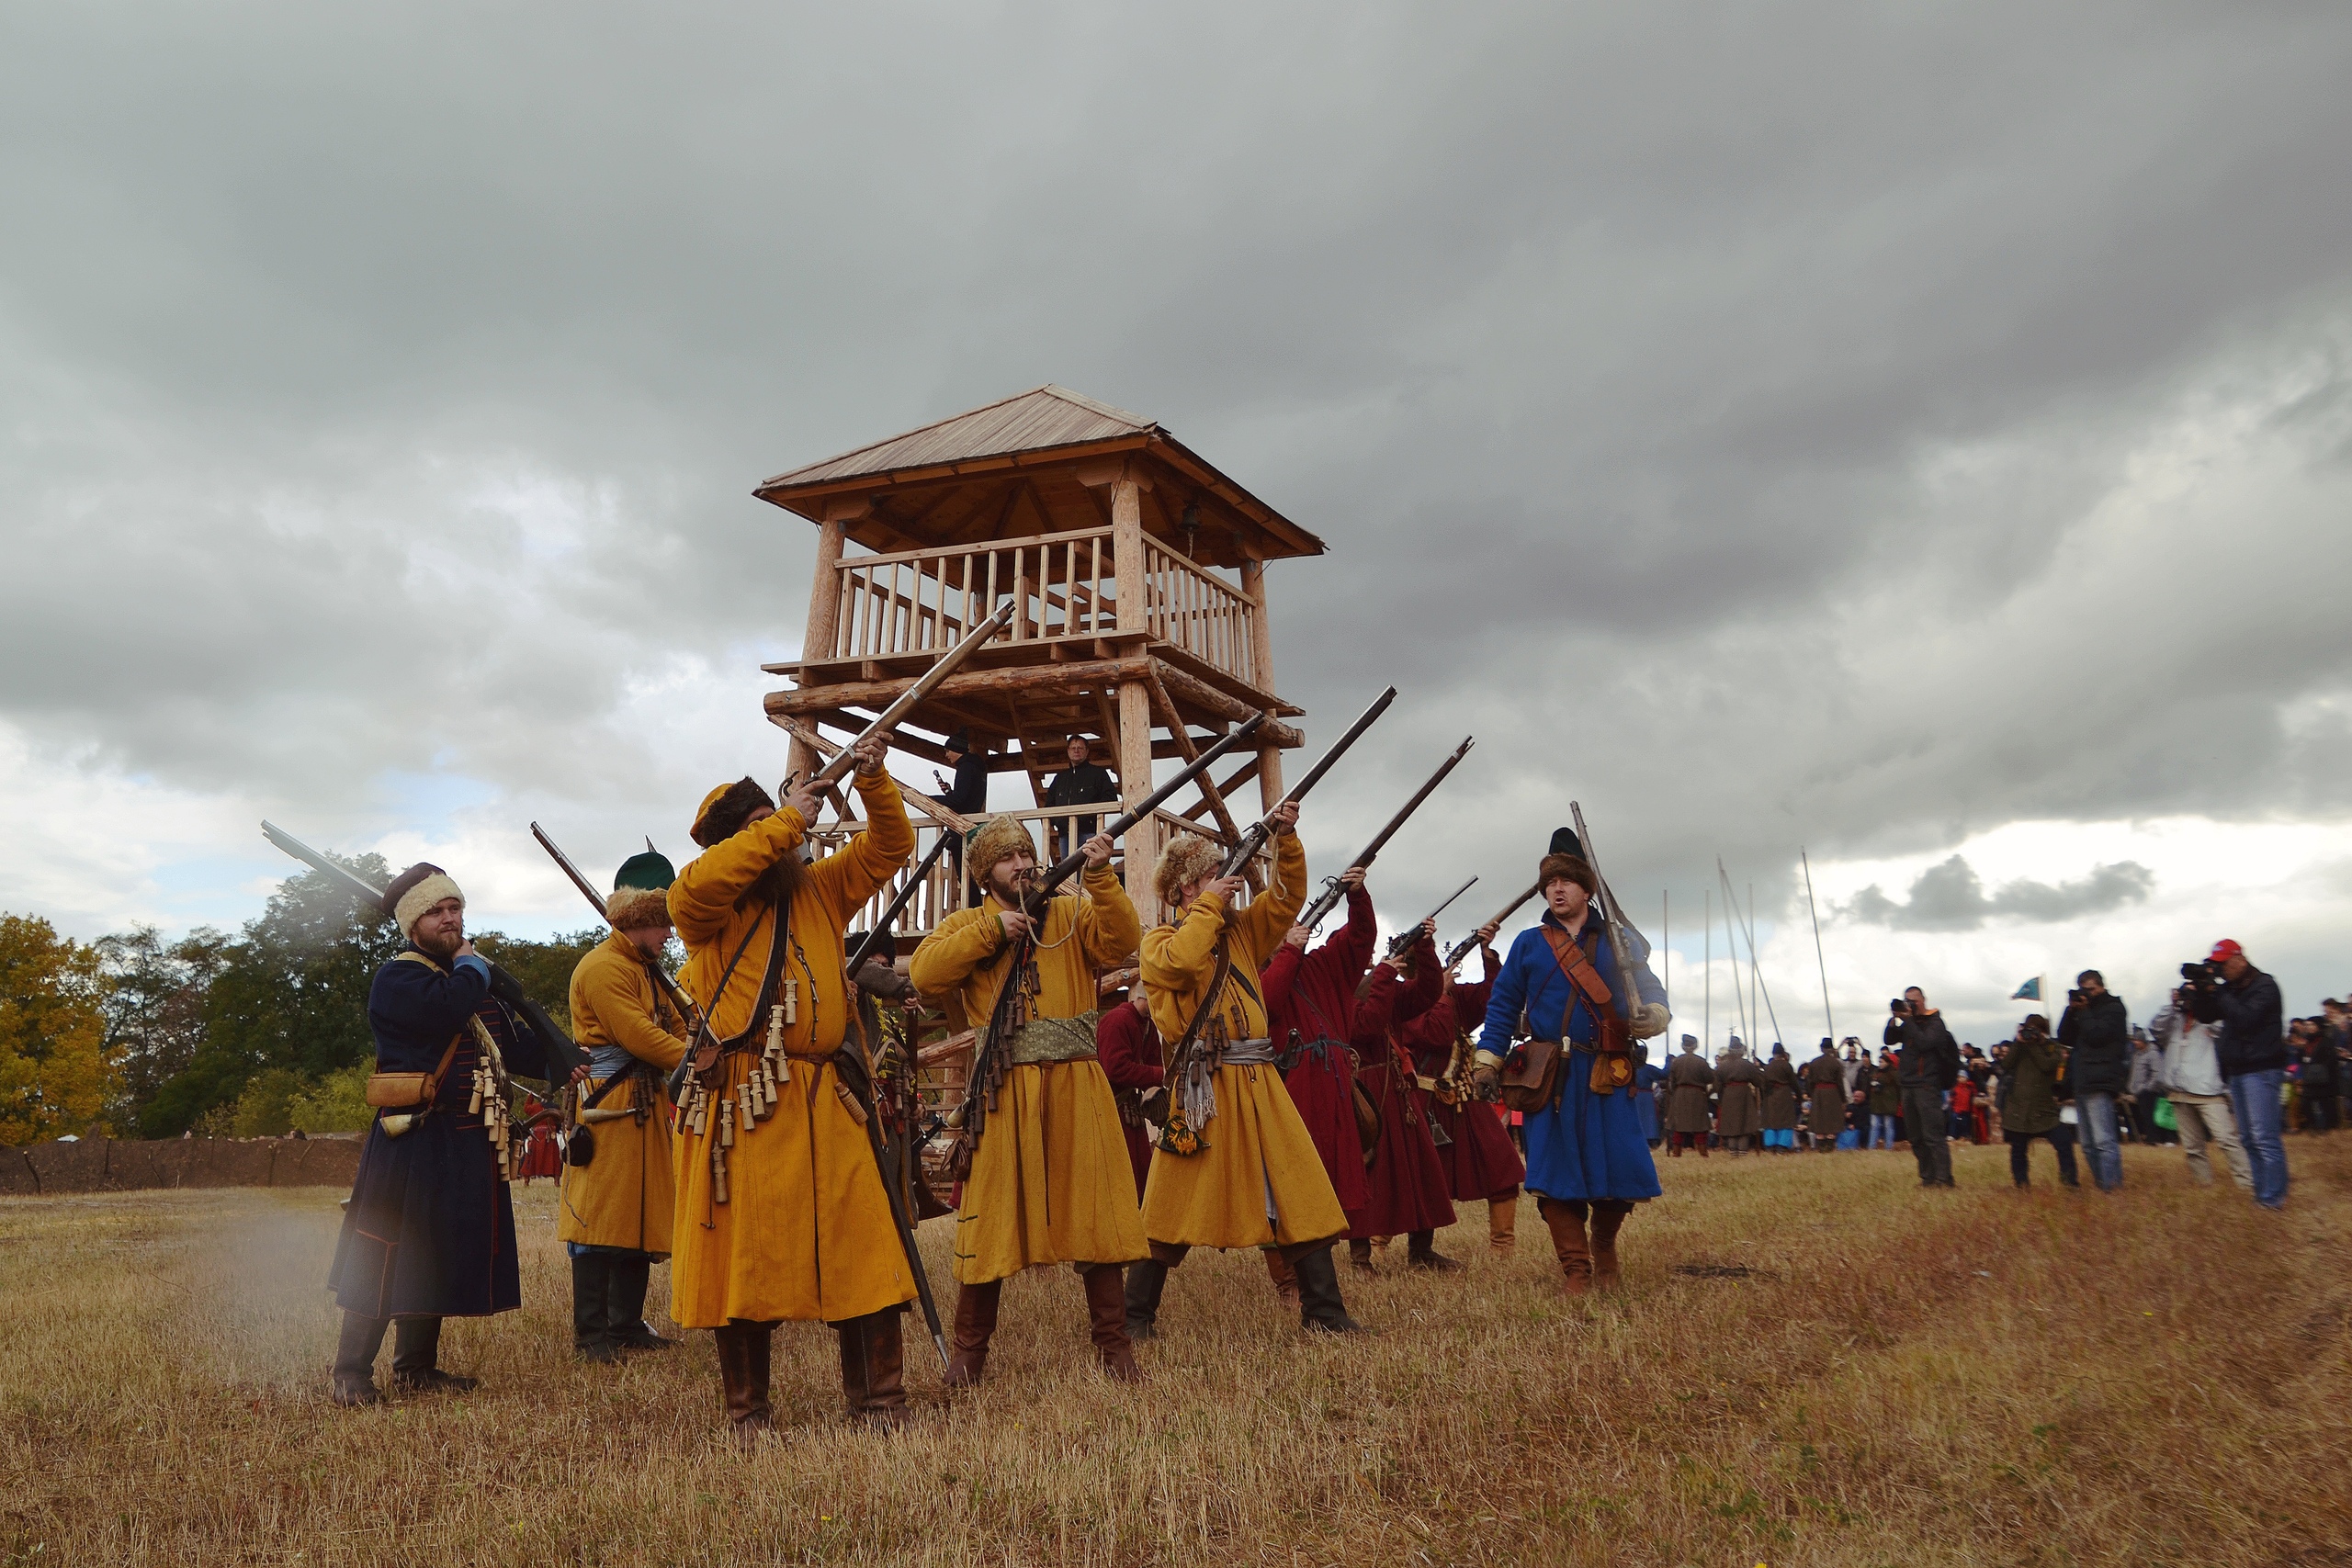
[2075,1091,2124,1191]
[2227,1068,2289,1209]
[1869,1114,1896,1150]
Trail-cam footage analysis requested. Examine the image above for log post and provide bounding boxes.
[787,517,847,780]
[1111,476,1159,919]
[1239,557,1284,810]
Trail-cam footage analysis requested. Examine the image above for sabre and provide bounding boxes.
[258,820,582,1081]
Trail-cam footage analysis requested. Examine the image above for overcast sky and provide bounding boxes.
[6,4,2350,1042]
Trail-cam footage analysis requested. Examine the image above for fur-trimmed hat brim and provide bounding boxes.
[606,886,673,931]
[692,776,776,848]
[966,816,1039,887]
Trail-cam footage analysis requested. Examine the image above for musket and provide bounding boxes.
[1295,735,1476,931]
[1442,884,1541,969]
[844,829,956,977]
[1216,687,1397,879]
[1381,874,1479,963]
[807,601,1015,791]
[1569,801,1648,1040]
[940,715,1269,1164]
[530,821,701,1033]
[833,1019,950,1371]
[258,821,583,1081]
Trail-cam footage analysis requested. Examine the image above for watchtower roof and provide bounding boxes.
[754,385,1325,570]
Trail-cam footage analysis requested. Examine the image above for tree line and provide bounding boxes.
[0,852,602,1145]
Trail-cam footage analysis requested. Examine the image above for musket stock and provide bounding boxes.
[258,820,582,1080]
[809,601,1015,788]
[1381,874,1479,962]
[1216,687,1396,879]
[1297,734,1476,930]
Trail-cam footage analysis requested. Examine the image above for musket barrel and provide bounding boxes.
[1026,715,1265,904]
[1217,687,1396,878]
[1442,882,1541,968]
[810,601,1015,787]
[1295,734,1474,929]
[1383,874,1478,959]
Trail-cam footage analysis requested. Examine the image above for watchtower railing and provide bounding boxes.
[819,527,1263,693]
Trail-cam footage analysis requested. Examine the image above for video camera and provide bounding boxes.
[2179,960,2218,987]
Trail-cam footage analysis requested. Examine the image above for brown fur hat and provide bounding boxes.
[691,776,776,848]
[1538,852,1597,897]
[605,886,672,931]
[1153,833,1226,912]
[966,816,1039,890]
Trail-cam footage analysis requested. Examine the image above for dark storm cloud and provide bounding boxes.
[1849,855,2155,932]
[3,1,2352,946]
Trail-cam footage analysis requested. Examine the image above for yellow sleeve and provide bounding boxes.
[1071,861,1142,968]
[1230,829,1307,961]
[669,806,807,945]
[1145,895,1227,988]
[574,951,688,1072]
[809,769,915,922]
[908,906,1007,998]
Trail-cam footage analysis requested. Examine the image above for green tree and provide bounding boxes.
[473,928,604,1035]
[287,1064,373,1134]
[95,924,230,1126]
[141,854,404,1136]
[0,913,118,1145]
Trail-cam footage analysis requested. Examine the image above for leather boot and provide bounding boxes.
[390,1317,477,1393]
[1589,1201,1630,1293]
[571,1254,619,1363]
[1291,1243,1370,1334]
[1083,1264,1142,1382]
[1347,1237,1375,1273]
[715,1320,774,1444]
[1540,1199,1591,1297]
[1487,1193,1519,1255]
[607,1255,678,1350]
[839,1309,910,1431]
[1263,1249,1301,1314]
[944,1279,1001,1389]
[1406,1229,1464,1271]
[331,1311,388,1407]
[1123,1258,1170,1341]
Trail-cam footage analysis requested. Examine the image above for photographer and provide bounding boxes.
[2182,940,2287,1210]
[1883,987,1960,1187]
[2057,971,2130,1191]
[2151,988,2249,1191]
[1999,1014,2078,1188]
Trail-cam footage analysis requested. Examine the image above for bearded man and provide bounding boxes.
[559,851,689,1363]
[328,863,554,1405]
[909,816,1147,1386]
[1124,807,1366,1337]
[1469,840,1669,1297]
[667,730,916,1439]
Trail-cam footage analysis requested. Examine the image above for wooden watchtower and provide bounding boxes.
[756,385,1324,935]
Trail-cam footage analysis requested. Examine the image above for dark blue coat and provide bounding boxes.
[327,950,551,1319]
[1477,912,1666,1203]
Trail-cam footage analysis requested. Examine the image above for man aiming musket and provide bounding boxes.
[1123,690,1395,1341]
[1470,824,1671,1297]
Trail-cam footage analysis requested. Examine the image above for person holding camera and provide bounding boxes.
[1999,1013,2078,1188]
[1883,987,1960,1186]
[2057,971,2130,1191]
[2150,987,2250,1190]
[2182,939,2287,1209]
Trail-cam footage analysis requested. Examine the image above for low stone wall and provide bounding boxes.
[0,1135,362,1196]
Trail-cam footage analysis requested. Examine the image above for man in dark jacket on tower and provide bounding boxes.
[1883,987,1960,1187]
[2188,938,2287,1209]
[2058,971,2131,1191]
[1044,735,1119,860]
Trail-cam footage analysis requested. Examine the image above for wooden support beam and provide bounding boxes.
[768,714,973,833]
[764,657,1305,750]
[788,517,847,781]
[1140,665,1257,890]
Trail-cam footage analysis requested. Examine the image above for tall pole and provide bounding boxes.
[1718,860,1783,1045]
[1703,886,1711,1053]
[1748,881,1760,1045]
[1801,849,1835,1043]
[1714,863,1749,1050]
[1662,890,1670,1011]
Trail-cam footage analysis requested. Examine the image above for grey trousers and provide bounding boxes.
[1902,1084,1953,1185]
[2169,1092,2252,1190]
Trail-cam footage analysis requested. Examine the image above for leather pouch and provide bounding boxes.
[1500,1038,1562,1112]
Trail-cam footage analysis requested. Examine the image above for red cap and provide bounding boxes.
[2208,938,2244,963]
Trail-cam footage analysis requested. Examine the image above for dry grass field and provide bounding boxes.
[2,1137,2346,1567]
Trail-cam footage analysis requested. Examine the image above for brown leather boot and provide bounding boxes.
[1540,1199,1591,1297]
[1347,1237,1375,1273]
[1264,1249,1302,1313]
[1083,1264,1142,1382]
[1589,1201,1630,1293]
[715,1320,775,1445]
[838,1309,910,1432]
[1487,1193,1518,1255]
[944,1280,1001,1390]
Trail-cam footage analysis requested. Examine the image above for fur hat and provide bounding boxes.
[965,816,1039,889]
[691,776,776,848]
[382,862,463,939]
[1537,852,1597,897]
[607,850,675,931]
[1153,833,1226,912]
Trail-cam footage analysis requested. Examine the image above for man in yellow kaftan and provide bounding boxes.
[909,816,1147,1385]
[1125,804,1366,1337]
[667,731,916,1437]
[558,850,689,1362]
